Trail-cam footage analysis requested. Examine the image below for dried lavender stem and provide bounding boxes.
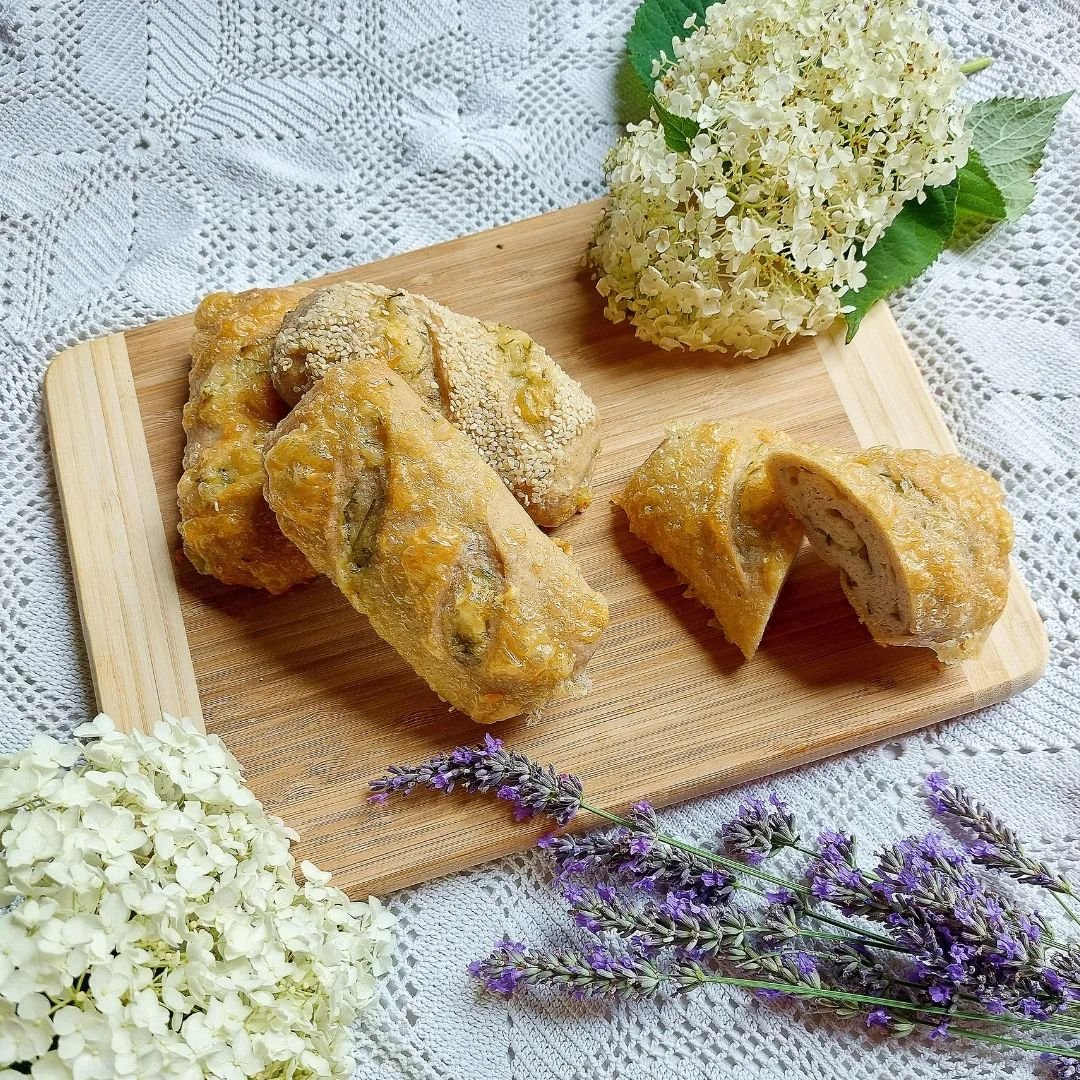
[580,802,900,948]
[1051,890,1080,933]
[767,926,908,952]
[692,976,1080,1045]
[919,1023,1080,1059]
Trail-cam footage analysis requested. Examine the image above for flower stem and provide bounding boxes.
[959,56,993,75]
[692,975,1080,1048]
[801,909,898,949]
[929,1023,1079,1058]
[1051,889,1080,932]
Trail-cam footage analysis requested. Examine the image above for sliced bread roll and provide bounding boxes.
[615,419,805,660]
[767,444,1013,662]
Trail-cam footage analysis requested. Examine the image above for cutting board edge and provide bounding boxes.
[45,338,204,735]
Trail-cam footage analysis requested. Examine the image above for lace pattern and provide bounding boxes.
[0,2,1077,1076]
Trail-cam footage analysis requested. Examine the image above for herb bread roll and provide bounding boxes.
[178,288,316,593]
[270,281,600,527]
[263,350,609,723]
[767,444,1013,662]
[615,419,805,659]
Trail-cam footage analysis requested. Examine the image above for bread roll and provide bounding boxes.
[262,350,609,723]
[178,288,316,593]
[270,281,600,527]
[767,444,1013,662]
[615,419,804,659]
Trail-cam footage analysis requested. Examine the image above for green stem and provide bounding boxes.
[890,977,1080,1035]
[692,975,1080,1048]
[934,1023,1077,1058]
[1052,889,1080,933]
[959,56,993,75]
[803,909,898,949]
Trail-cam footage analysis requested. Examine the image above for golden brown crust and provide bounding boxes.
[614,419,805,659]
[178,288,316,594]
[270,282,600,527]
[262,351,609,723]
[767,444,1013,662]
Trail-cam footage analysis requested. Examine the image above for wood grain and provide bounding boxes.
[46,200,1047,895]
[45,337,203,735]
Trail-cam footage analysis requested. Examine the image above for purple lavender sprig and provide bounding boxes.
[808,830,1076,1018]
[569,887,755,961]
[469,938,665,999]
[927,773,1073,895]
[373,740,1080,1070]
[370,734,582,824]
[540,801,736,907]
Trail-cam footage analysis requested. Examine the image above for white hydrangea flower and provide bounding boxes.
[588,0,970,357]
[0,715,395,1079]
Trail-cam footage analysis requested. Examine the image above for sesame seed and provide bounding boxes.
[272,282,597,516]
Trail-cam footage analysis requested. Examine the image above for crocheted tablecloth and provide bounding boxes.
[1,2,1077,1077]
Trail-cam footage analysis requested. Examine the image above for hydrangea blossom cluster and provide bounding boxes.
[588,0,970,357]
[1,716,395,1080]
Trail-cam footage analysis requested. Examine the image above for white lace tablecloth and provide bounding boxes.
[1,2,1078,1077]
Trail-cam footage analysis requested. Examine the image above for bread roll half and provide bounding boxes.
[767,445,1013,662]
[615,419,805,659]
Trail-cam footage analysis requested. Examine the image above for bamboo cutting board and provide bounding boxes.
[45,200,1047,897]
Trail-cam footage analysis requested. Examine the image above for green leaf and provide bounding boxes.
[967,93,1072,221]
[953,149,1007,223]
[626,0,712,92]
[651,94,701,152]
[843,181,958,342]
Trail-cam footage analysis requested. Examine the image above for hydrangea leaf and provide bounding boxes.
[967,93,1072,221]
[843,180,958,342]
[626,0,712,92]
[953,149,1007,223]
[651,95,701,152]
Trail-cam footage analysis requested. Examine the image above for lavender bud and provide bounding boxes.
[722,794,800,865]
[470,941,665,1000]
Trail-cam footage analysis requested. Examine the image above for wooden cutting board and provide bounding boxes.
[44,200,1047,897]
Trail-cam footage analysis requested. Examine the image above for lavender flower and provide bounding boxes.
[865,1007,892,1028]
[1048,1059,1080,1080]
[813,830,1075,1020]
[539,802,735,906]
[470,939,665,999]
[370,735,583,824]
[927,773,1072,894]
[569,889,755,962]
[722,794,800,866]
[807,832,881,916]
